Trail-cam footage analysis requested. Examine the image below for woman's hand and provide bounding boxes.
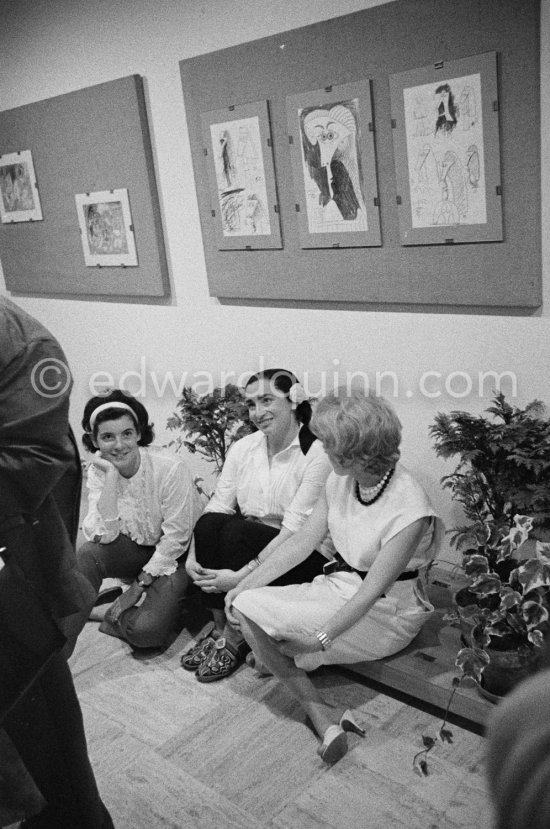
[90,455,117,474]
[104,581,143,624]
[195,568,240,593]
[225,586,242,627]
[278,635,323,657]
[185,556,209,582]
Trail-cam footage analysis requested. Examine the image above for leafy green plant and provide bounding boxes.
[416,394,550,774]
[430,392,550,546]
[415,517,550,776]
[166,384,253,475]
[455,514,550,653]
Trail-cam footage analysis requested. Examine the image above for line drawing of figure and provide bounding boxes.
[434,83,458,136]
[433,150,467,224]
[459,84,477,131]
[217,129,235,190]
[415,144,439,187]
[211,117,271,237]
[300,100,367,232]
[235,125,261,194]
[466,144,480,189]
[244,192,265,234]
[404,73,487,228]
[412,95,432,137]
[412,144,439,222]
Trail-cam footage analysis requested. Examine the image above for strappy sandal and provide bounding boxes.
[180,623,216,671]
[195,637,247,683]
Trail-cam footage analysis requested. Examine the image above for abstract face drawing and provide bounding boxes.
[303,106,354,169]
[301,103,362,221]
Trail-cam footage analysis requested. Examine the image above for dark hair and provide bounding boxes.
[244,368,312,426]
[81,389,154,453]
[244,368,316,454]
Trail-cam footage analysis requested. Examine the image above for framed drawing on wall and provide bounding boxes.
[389,51,503,245]
[0,149,43,223]
[200,100,282,250]
[286,80,381,248]
[75,188,138,266]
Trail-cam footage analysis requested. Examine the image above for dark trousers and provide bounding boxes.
[4,653,114,828]
[194,512,326,609]
[77,534,190,649]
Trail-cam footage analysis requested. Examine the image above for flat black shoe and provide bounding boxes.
[94,586,123,607]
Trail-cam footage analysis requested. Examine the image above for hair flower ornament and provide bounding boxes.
[288,382,308,409]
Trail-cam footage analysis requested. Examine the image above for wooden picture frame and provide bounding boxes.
[286,80,381,248]
[389,51,503,245]
[75,188,138,267]
[0,149,43,223]
[200,100,282,250]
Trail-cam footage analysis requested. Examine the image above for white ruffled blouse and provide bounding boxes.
[82,446,202,577]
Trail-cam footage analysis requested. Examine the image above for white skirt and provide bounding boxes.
[233,570,434,671]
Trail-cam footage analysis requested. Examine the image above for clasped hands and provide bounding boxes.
[187,558,241,593]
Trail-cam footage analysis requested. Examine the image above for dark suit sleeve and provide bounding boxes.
[0,333,74,518]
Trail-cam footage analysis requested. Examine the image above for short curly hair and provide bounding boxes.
[310,387,401,474]
[81,389,154,453]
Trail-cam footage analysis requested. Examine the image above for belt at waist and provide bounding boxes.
[323,552,418,582]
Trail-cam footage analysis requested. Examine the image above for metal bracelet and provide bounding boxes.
[316,631,333,650]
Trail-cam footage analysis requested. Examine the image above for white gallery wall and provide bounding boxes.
[1,0,549,559]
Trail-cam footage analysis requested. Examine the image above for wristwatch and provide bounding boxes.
[137,571,155,588]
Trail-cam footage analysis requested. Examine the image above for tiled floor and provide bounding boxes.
[69,621,496,828]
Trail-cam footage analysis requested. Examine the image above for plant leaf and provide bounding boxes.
[456,646,490,682]
[463,554,490,577]
[536,542,550,566]
[439,727,454,744]
[470,574,502,596]
[528,629,545,647]
[521,600,549,629]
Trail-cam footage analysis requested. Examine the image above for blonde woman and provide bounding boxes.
[227,388,442,764]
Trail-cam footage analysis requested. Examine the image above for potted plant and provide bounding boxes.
[430,392,550,698]
[166,384,253,495]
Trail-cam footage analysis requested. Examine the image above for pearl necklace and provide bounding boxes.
[354,467,394,506]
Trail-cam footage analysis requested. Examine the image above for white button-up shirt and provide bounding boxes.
[204,431,331,533]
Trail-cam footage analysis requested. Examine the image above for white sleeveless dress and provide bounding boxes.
[233,463,443,670]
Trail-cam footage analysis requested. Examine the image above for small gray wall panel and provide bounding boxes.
[0,75,169,299]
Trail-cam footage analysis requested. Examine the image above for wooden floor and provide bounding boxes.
[69,621,496,829]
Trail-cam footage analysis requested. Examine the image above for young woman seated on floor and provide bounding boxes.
[77,389,202,650]
[181,368,332,682]
[226,388,442,764]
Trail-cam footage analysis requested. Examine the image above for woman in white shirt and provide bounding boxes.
[78,390,202,650]
[226,388,442,764]
[182,368,332,682]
